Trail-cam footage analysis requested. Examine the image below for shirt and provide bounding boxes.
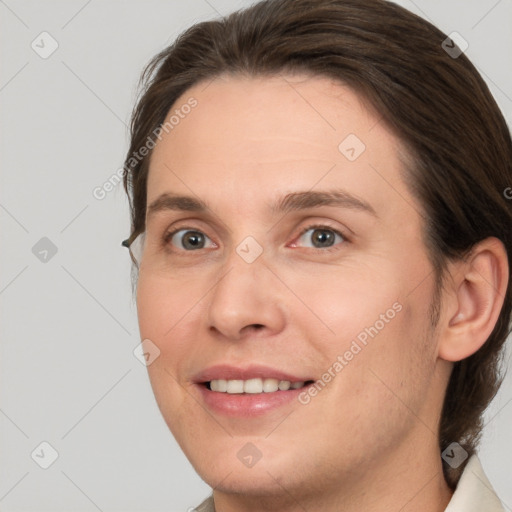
[192,455,504,511]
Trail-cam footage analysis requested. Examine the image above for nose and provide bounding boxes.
[206,251,287,342]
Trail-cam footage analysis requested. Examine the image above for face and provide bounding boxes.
[136,74,447,501]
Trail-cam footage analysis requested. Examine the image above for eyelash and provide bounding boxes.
[162,223,350,254]
[295,223,349,252]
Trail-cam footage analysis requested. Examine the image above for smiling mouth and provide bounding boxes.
[204,378,316,394]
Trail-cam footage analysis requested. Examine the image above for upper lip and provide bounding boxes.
[193,364,314,384]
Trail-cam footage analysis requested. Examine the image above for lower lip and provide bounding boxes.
[196,383,312,417]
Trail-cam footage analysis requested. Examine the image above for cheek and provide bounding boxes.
[135,273,203,394]
[286,261,403,345]
[136,272,203,342]
[135,273,211,445]
[293,255,437,405]
[302,297,435,461]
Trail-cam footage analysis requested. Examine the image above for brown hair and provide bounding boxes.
[122,0,512,487]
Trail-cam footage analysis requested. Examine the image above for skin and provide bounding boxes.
[135,73,508,512]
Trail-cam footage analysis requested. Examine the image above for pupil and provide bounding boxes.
[184,231,204,250]
[313,229,334,248]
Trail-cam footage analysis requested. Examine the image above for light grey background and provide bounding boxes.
[1,1,511,511]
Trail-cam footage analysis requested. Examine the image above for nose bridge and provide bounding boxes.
[217,230,268,290]
[206,241,286,340]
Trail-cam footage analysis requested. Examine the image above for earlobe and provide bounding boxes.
[438,237,509,362]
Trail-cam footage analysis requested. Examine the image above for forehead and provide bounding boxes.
[147,73,413,222]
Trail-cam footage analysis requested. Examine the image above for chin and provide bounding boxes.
[199,459,296,497]
[182,436,300,493]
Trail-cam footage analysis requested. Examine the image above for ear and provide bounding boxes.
[438,237,509,362]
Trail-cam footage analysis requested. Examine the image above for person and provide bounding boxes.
[121,0,512,510]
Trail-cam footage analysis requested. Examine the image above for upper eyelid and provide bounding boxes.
[167,223,349,248]
[297,223,348,238]
[167,226,216,249]
[293,224,349,247]
[151,206,359,232]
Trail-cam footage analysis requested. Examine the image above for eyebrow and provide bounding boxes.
[146,189,377,220]
[272,189,377,217]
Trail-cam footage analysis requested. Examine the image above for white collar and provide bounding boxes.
[444,455,504,511]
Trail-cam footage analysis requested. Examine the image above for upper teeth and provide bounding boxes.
[209,378,305,393]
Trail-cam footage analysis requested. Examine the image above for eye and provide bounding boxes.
[293,225,346,249]
[166,228,215,251]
